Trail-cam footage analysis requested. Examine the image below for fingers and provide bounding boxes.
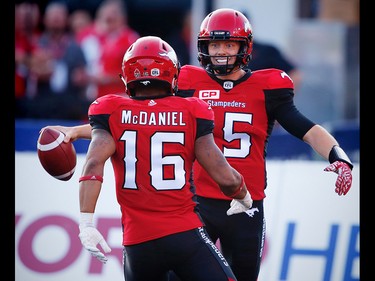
[39,126,72,143]
[86,246,109,263]
[79,226,111,263]
[83,243,111,263]
[227,200,246,216]
[226,207,237,216]
[62,134,71,143]
[335,171,352,196]
[324,161,353,196]
[323,162,337,172]
[99,239,112,254]
[334,169,352,196]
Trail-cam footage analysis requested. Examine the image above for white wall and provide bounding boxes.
[15,152,359,281]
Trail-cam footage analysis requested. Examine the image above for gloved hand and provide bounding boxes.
[78,213,111,263]
[227,190,253,216]
[324,161,353,196]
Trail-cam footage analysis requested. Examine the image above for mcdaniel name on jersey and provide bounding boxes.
[121,110,186,126]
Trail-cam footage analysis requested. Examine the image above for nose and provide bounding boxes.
[216,43,227,55]
[217,43,225,54]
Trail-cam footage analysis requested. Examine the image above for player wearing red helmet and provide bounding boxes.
[76,35,251,281]
[42,8,354,281]
[119,36,180,96]
[197,8,253,75]
[175,8,353,281]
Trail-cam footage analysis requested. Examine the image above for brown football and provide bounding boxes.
[37,128,76,181]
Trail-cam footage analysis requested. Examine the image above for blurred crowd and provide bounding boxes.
[15,0,140,121]
[15,0,359,123]
[14,0,306,121]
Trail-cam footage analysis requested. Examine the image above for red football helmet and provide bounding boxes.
[121,36,180,96]
[197,8,253,75]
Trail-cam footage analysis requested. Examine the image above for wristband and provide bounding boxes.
[328,145,353,170]
[79,175,103,183]
[228,174,245,198]
[80,212,94,224]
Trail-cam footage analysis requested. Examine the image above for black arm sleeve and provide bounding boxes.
[196,118,214,139]
[176,89,195,98]
[88,114,111,133]
[275,104,316,139]
[265,88,315,139]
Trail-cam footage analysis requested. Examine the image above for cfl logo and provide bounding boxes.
[199,90,220,99]
[151,68,160,77]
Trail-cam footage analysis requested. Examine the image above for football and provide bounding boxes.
[37,128,77,181]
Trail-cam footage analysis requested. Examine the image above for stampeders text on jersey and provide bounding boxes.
[121,110,186,126]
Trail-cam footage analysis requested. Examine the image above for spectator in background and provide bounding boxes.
[15,1,41,117]
[248,41,302,90]
[78,0,140,99]
[18,1,91,120]
[69,8,93,39]
[166,10,192,66]
[244,11,302,90]
[68,8,98,100]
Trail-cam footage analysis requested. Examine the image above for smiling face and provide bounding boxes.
[206,40,245,78]
[208,40,241,66]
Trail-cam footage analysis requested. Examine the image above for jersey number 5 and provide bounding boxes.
[223,112,252,158]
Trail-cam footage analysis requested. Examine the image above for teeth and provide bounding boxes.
[217,59,227,63]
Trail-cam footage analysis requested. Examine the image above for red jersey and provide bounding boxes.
[178,65,313,201]
[88,94,214,245]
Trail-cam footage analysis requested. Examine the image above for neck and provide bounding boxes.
[135,89,170,97]
[215,68,246,80]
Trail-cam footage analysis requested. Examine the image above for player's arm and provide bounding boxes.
[40,124,92,142]
[78,128,115,264]
[303,125,339,159]
[80,128,114,212]
[273,95,353,196]
[195,133,253,214]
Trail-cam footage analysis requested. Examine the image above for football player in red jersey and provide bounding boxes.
[174,8,353,281]
[42,8,353,281]
[74,35,252,281]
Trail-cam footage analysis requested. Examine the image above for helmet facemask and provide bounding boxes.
[197,8,253,77]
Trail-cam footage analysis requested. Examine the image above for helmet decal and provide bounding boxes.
[134,69,141,78]
[151,68,160,77]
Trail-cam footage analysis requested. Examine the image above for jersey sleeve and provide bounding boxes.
[187,97,215,139]
[187,97,214,121]
[275,102,316,139]
[88,94,123,132]
[265,68,294,89]
[88,94,123,115]
[177,65,202,97]
[257,69,315,139]
[178,65,193,90]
